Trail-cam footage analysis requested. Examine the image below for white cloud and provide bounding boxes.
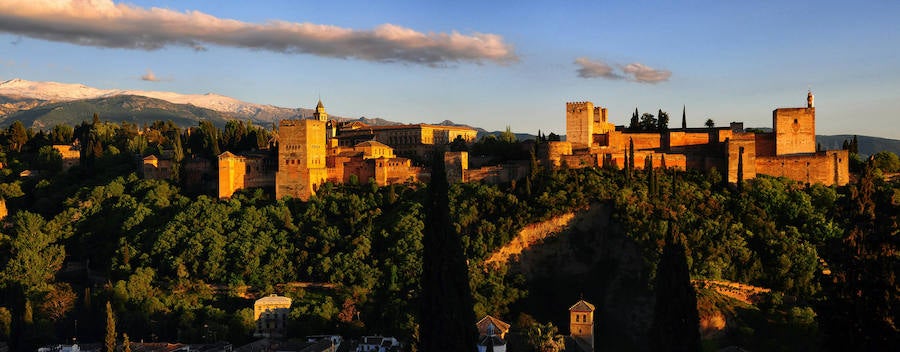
[621,63,671,83]
[141,69,159,82]
[0,0,517,66]
[574,57,623,79]
[574,57,671,84]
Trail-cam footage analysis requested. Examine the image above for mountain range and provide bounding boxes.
[0,78,898,156]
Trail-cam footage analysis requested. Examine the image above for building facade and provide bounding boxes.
[254,295,292,338]
[569,299,595,351]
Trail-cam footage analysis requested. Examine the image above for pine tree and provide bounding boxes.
[650,227,701,352]
[420,147,478,352]
[8,120,28,152]
[105,301,116,352]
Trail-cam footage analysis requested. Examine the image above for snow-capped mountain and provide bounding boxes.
[0,78,306,122]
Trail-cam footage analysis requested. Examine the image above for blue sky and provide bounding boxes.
[0,0,898,139]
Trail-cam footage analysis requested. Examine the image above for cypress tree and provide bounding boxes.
[682,105,687,129]
[630,108,640,130]
[123,333,131,352]
[628,138,635,172]
[624,147,631,183]
[105,301,116,352]
[420,147,478,352]
[737,146,744,193]
[650,227,701,352]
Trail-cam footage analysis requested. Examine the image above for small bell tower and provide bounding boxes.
[314,99,328,121]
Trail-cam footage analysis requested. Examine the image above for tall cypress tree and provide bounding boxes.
[420,147,478,352]
[628,138,635,172]
[650,227,701,352]
[630,108,640,130]
[737,146,744,193]
[682,105,687,129]
[624,147,631,183]
[105,301,116,352]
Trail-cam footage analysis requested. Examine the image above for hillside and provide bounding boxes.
[817,134,900,156]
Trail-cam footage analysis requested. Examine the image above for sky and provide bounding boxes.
[0,0,898,139]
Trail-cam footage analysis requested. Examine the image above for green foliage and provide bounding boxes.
[0,307,10,340]
[515,314,565,352]
[0,119,884,350]
[872,151,900,173]
[8,120,28,152]
[819,161,900,350]
[0,211,66,295]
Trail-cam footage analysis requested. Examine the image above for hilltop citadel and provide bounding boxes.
[205,92,849,200]
[133,92,854,198]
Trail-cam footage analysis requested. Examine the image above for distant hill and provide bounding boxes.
[0,78,314,123]
[817,135,900,157]
[0,95,239,129]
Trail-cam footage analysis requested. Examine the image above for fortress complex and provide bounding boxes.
[554,92,849,186]
[217,100,477,200]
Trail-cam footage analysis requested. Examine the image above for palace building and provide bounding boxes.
[217,100,463,200]
[551,92,849,186]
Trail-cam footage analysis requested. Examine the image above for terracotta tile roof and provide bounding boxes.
[568,299,595,312]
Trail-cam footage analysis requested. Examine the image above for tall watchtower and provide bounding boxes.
[569,299,595,350]
[566,101,594,150]
[275,119,327,200]
[772,92,816,155]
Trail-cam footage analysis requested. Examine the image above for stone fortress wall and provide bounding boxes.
[561,92,848,186]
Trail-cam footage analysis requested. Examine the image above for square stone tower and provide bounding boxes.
[773,92,816,155]
[569,299,595,350]
[276,119,327,200]
[566,102,595,150]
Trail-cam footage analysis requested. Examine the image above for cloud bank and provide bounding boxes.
[574,57,671,83]
[0,0,517,66]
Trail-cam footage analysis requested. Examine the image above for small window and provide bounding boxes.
[793,119,798,124]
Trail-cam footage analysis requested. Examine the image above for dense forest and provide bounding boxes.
[0,118,897,351]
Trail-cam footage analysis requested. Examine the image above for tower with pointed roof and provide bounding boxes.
[569,299,595,351]
[314,99,328,121]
